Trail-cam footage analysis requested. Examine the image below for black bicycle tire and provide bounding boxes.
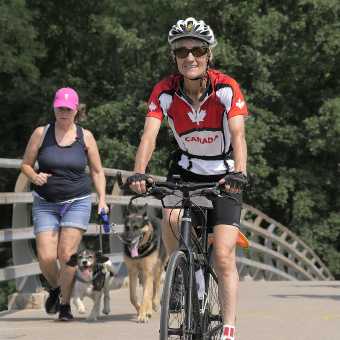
[160,250,192,340]
[202,243,223,339]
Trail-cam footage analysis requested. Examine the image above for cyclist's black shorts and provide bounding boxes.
[166,164,242,229]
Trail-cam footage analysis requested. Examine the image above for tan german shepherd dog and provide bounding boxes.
[123,202,168,323]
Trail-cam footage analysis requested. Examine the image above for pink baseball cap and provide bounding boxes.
[53,87,79,110]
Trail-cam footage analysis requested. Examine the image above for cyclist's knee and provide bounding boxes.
[213,248,236,273]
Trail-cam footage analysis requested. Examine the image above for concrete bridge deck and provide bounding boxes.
[1,281,339,340]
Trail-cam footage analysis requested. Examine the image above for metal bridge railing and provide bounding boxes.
[0,158,334,308]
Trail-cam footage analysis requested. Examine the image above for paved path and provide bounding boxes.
[0,281,339,340]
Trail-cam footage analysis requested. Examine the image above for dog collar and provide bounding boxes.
[137,234,154,253]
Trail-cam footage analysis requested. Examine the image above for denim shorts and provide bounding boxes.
[32,196,92,235]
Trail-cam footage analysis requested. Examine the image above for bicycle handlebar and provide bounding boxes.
[116,171,255,200]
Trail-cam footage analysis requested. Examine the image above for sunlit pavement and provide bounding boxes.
[0,281,339,340]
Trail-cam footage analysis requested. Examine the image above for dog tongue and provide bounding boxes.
[131,241,139,258]
[83,268,90,277]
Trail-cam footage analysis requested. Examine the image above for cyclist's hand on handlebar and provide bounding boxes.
[219,171,248,194]
[127,173,153,194]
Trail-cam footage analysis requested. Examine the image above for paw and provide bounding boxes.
[77,306,86,314]
[137,313,149,323]
[87,314,98,322]
[102,305,110,315]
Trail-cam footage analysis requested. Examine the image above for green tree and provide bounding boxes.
[0,0,45,158]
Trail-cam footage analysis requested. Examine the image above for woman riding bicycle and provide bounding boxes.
[128,17,249,340]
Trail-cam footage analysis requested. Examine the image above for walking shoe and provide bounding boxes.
[169,268,183,312]
[45,286,61,315]
[58,303,74,321]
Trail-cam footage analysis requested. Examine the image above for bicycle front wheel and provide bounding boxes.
[202,243,223,339]
[160,251,192,340]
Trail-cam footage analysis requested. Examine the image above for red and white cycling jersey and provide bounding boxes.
[147,69,249,176]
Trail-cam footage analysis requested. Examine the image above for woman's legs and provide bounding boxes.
[58,226,84,304]
[36,230,60,288]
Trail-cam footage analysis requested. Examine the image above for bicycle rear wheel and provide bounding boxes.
[160,251,193,340]
[201,243,223,339]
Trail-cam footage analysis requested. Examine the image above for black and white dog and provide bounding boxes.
[66,250,118,321]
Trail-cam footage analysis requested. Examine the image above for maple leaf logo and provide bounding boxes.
[187,110,207,125]
[236,98,245,109]
[149,101,157,111]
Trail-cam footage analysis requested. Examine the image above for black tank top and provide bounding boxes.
[34,123,92,202]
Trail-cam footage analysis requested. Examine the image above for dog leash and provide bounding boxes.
[98,210,128,250]
[98,209,109,253]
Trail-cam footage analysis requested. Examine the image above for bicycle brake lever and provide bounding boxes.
[201,188,220,201]
[150,187,173,200]
[150,187,165,200]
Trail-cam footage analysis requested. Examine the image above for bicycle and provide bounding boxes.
[117,171,254,340]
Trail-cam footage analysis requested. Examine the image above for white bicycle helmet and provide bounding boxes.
[168,17,217,47]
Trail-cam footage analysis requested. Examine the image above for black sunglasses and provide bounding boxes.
[173,46,210,58]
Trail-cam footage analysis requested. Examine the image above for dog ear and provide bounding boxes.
[95,251,110,263]
[140,203,148,217]
[127,201,136,215]
[66,253,78,267]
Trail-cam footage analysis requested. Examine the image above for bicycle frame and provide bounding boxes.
[172,188,217,338]
[176,190,199,337]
